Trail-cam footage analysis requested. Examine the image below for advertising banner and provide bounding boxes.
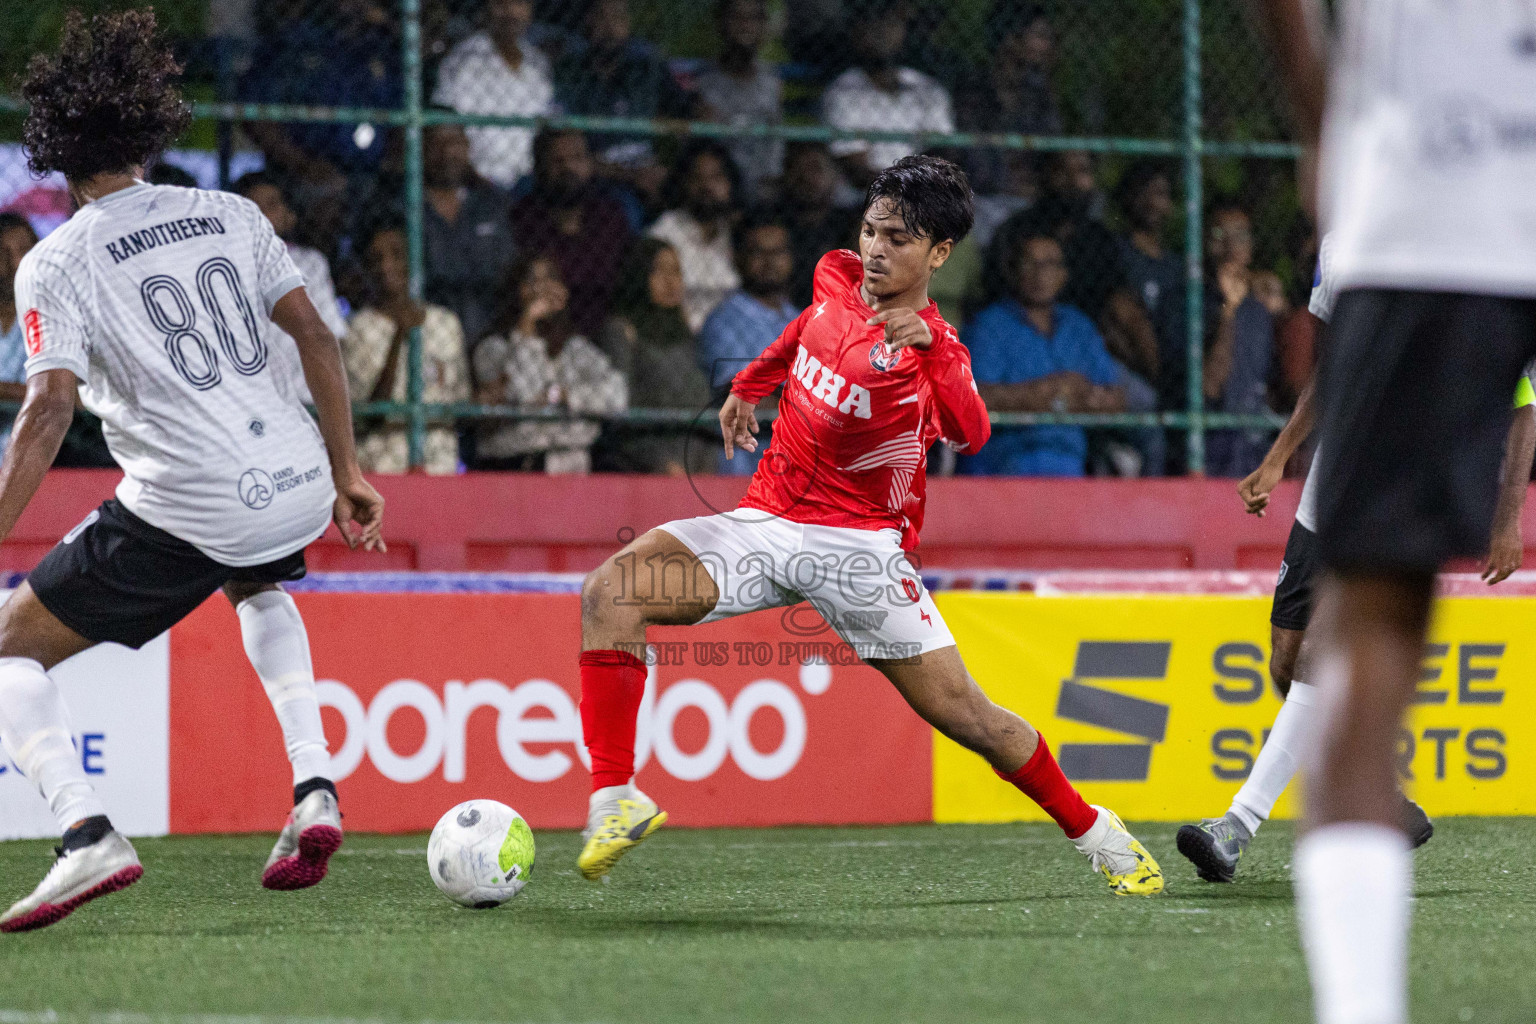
[932,593,1536,823]
[169,593,931,833]
[0,635,170,840]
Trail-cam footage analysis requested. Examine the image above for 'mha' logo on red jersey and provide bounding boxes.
[791,345,872,419]
[22,309,43,357]
[868,340,902,373]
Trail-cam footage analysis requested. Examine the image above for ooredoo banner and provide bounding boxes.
[932,592,1536,823]
[168,593,932,832]
[2,588,1532,838]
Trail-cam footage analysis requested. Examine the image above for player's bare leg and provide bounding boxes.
[0,584,142,932]
[224,581,342,890]
[1295,573,1431,1024]
[574,529,719,879]
[871,647,1163,896]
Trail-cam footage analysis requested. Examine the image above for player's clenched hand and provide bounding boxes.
[719,393,759,460]
[334,474,386,553]
[866,308,932,352]
[1238,458,1285,516]
[1482,521,1522,585]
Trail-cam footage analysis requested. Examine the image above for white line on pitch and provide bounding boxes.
[0,1011,607,1024]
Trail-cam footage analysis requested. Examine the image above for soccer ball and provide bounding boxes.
[427,800,536,908]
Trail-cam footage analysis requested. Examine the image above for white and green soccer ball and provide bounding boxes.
[428,800,535,908]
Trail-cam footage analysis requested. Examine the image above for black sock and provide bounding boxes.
[61,815,113,852]
[293,777,337,806]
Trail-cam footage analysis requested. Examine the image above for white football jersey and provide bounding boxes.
[1295,232,1536,533]
[1321,0,1536,296]
[13,183,336,566]
[1295,235,1337,533]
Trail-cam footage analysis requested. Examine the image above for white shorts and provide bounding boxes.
[655,511,956,659]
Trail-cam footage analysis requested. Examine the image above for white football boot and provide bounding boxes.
[1,830,143,933]
[262,788,343,890]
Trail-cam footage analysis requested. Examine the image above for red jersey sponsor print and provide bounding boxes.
[22,309,43,357]
[730,250,991,550]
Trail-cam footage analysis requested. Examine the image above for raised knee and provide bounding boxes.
[582,561,635,630]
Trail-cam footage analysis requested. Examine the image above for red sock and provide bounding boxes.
[579,649,647,792]
[996,733,1098,839]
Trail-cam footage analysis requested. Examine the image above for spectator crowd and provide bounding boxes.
[1,0,1315,479]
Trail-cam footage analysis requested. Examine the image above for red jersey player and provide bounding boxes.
[576,156,1163,896]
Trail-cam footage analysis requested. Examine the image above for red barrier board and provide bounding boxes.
[168,593,931,833]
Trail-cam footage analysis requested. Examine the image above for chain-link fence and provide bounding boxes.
[0,0,1306,477]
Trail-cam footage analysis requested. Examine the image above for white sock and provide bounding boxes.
[1229,680,1319,835]
[1295,823,1411,1024]
[0,656,107,832]
[237,590,332,785]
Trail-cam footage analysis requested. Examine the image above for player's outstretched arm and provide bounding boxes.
[0,370,79,544]
[1238,376,1317,516]
[1483,404,1536,585]
[271,288,385,552]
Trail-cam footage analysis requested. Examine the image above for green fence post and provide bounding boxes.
[402,0,426,469]
[1183,0,1206,475]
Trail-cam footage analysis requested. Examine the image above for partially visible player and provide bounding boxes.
[0,10,384,932]
[573,155,1163,896]
[1260,2,1536,1021]
[1175,234,1536,882]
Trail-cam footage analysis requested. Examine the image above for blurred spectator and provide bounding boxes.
[1114,161,1187,410]
[989,151,1159,387]
[772,142,861,308]
[473,255,626,472]
[646,140,742,332]
[422,122,516,347]
[510,129,633,338]
[233,172,348,406]
[698,213,797,475]
[432,0,554,188]
[552,0,693,200]
[601,239,714,474]
[696,0,783,202]
[240,0,400,189]
[146,161,198,188]
[1203,201,1276,477]
[233,173,348,341]
[821,0,954,187]
[958,235,1124,477]
[342,224,470,474]
[0,214,38,447]
[956,5,1061,195]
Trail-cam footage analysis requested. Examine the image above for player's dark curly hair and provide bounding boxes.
[863,155,975,247]
[20,9,191,181]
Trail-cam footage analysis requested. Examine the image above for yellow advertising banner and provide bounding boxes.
[932,593,1533,822]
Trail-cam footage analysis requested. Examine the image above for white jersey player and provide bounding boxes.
[0,10,384,933]
[1258,3,1536,1021]
[1175,233,1536,883]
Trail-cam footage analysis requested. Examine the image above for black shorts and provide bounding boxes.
[1314,289,1536,574]
[1270,520,1318,632]
[28,499,307,649]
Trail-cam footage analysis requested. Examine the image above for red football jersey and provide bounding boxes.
[730,250,991,550]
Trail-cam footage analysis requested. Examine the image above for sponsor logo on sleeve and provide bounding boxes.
[22,310,43,357]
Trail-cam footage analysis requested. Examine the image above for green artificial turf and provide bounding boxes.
[0,820,1532,1023]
